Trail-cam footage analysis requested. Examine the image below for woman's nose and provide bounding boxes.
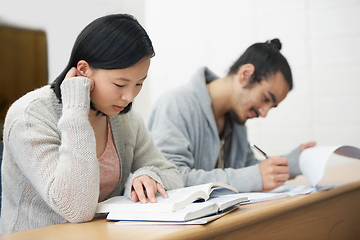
[120,88,138,103]
[121,92,134,102]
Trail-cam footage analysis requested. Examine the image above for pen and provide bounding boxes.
[252,144,270,159]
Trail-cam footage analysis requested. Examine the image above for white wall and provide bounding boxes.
[144,0,360,164]
[0,0,145,84]
[1,0,359,164]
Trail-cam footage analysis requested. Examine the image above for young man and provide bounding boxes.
[147,39,316,192]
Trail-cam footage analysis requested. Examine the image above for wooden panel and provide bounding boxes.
[0,25,48,138]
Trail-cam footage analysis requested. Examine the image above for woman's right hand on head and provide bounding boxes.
[64,67,94,91]
[65,67,81,79]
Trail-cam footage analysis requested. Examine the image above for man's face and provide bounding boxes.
[231,71,290,125]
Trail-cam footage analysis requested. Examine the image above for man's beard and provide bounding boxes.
[229,110,246,125]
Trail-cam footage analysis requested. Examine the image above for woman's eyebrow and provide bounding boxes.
[115,75,147,82]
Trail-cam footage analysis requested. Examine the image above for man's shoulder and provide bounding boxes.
[156,86,198,106]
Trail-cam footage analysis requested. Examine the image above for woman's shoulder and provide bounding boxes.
[5,85,60,122]
[10,85,55,107]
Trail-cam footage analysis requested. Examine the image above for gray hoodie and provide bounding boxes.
[147,67,301,192]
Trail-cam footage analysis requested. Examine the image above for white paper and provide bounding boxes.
[299,145,360,186]
[268,185,334,196]
[221,192,287,204]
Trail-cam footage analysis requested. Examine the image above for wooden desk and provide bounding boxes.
[1,161,360,240]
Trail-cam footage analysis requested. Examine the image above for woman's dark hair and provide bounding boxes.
[51,13,155,114]
[228,38,293,90]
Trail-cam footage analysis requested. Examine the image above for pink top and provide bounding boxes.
[98,121,120,202]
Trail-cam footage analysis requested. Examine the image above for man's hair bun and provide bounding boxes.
[267,38,282,50]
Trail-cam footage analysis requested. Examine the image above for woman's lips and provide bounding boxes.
[113,105,125,112]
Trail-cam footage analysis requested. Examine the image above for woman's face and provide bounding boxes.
[88,57,150,116]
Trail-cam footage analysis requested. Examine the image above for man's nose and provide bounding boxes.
[258,105,272,117]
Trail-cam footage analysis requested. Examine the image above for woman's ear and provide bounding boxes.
[77,60,92,77]
[237,63,255,86]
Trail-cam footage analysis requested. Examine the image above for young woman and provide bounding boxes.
[0,14,183,234]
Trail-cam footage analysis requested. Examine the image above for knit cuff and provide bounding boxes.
[60,77,91,111]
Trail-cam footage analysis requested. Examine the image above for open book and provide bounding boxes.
[96,182,247,222]
[113,206,240,225]
[106,201,241,222]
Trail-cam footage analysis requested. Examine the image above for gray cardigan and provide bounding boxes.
[147,67,301,192]
[0,77,183,234]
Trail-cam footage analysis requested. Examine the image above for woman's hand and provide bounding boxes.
[130,175,168,204]
[64,67,80,80]
[64,67,94,91]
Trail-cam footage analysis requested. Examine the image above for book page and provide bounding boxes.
[106,201,218,222]
[208,182,238,196]
[206,194,247,211]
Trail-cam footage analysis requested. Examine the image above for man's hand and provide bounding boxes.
[300,141,317,152]
[130,175,168,204]
[259,156,289,191]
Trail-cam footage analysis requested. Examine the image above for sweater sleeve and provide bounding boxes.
[7,77,99,223]
[283,145,302,178]
[128,110,184,191]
